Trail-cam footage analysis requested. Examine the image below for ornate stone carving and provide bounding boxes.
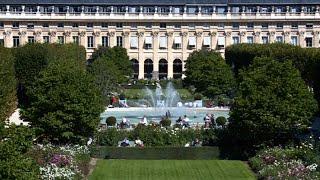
[181,32,188,37]
[63,31,71,37]
[268,31,275,36]
[299,31,305,36]
[151,31,159,37]
[136,32,144,37]
[34,31,42,37]
[78,31,86,37]
[3,30,11,36]
[93,31,101,37]
[107,31,115,37]
[209,31,217,36]
[195,31,203,37]
[49,31,56,37]
[240,31,246,36]
[122,31,130,37]
[312,31,320,36]
[224,31,231,37]
[166,31,173,37]
[18,31,26,36]
[284,31,290,36]
[253,31,260,36]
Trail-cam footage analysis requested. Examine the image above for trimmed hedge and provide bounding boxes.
[91,146,220,160]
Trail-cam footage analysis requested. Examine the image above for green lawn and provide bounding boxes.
[89,160,255,180]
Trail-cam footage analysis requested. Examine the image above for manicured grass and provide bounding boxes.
[89,160,255,180]
[124,88,193,100]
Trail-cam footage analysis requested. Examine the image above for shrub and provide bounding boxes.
[160,118,171,127]
[216,117,227,127]
[106,116,117,126]
[194,93,203,100]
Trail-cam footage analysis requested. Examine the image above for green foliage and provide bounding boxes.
[91,46,132,78]
[193,93,203,100]
[184,49,235,99]
[106,116,117,126]
[160,118,171,127]
[0,47,16,121]
[91,147,220,160]
[0,122,40,179]
[216,116,227,127]
[223,57,318,159]
[87,58,121,105]
[22,60,104,144]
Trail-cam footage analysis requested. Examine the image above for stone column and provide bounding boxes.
[123,31,130,50]
[64,30,72,43]
[284,31,290,44]
[49,31,57,44]
[313,31,319,48]
[93,30,101,48]
[269,31,275,43]
[254,31,260,43]
[225,31,232,47]
[79,31,86,47]
[4,30,12,48]
[196,31,203,50]
[137,31,145,79]
[34,30,42,43]
[240,31,246,43]
[210,31,217,50]
[19,31,27,46]
[181,31,188,61]
[108,31,116,47]
[167,31,174,79]
[299,31,305,47]
[152,31,159,80]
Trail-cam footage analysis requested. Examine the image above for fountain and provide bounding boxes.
[100,82,230,125]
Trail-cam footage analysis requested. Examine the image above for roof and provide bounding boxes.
[0,0,320,5]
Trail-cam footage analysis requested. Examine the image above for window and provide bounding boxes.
[13,36,20,47]
[57,22,64,28]
[232,36,240,44]
[276,36,283,43]
[116,36,123,47]
[87,36,94,48]
[291,23,298,29]
[247,22,254,29]
[0,22,4,28]
[174,24,181,29]
[12,22,19,28]
[173,59,182,79]
[232,22,239,30]
[306,23,313,29]
[262,36,269,44]
[0,39,4,46]
[43,23,49,28]
[217,36,225,49]
[306,37,313,47]
[101,22,108,28]
[160,23,166,28]
[145,23,152,29]
[116,23,123,28]
[262,23,268,29]
[291,36,298,46]
[247,36,254,44]
[203,23,209,29]
[57,36,64,44]
[102,36,109,47]
[188,36,196,49]
[144,36,153,49]
[131,59,139,79]
[28,36,35,43]
[130,36,138,49]
[72,23,79,28]
[276,23,283,29]
[43,36,50,43]
[27,23,34,29]
[73,36,79,45]
[159,36,167,49]
[174,36,182,49]
[203,36,211,48]
[218,23,224,29]
[87,23,93,28]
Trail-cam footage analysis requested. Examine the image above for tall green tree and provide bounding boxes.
[184,49,235,99]
[91,46,132,79]
[22,60,104,144]
[222,57,318,159]
[0,47,16,122]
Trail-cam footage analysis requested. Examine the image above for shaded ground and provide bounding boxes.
[89,159,255,180]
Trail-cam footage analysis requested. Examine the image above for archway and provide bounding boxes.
[173,59,183,79]
[158,59,168,79]
[131,59,139,79]
[144,59,153,79]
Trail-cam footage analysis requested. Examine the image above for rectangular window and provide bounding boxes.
[145,23,152,29]
[291,36,298,46]
[188,36,196,49]
[160,23,166,28]
[306,23,313,29]
[276,23,283,29]
[276,36,283,43]
[102,36,109,47]
[27,23,34,29]
[203,36,211,48]
[57,36,64,44]
[217,36,225,49]
[159,36,167,49]
[175,24,181,29]
[12,22,19,28]
[232,36,240,44]
[72,36,79,45]
[262,23,268,29]
[130,36,138,49]
[72,23,79,28]
[0,22,4,28]
[232,22,239,30]
[101,22,108,28]
[174,36,182,49]
[291,23,298,29]
[57,22,64,28]
[144,36,153,49]
[218,23,224,29]
[43,36,50,43]
[116,23,123,28]
[87,23,93,28]
[247,22,254,29]
[28,36,35,44]
[43,23,49,28]
[87,36,94,48]
[247,36,254,44]
[116,36,123,47]
[306,37,313,47]
[13,36,20,47]
[262,36,269,44]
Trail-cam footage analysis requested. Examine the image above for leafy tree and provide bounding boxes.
[184,49,235,99]
[0,47,16,122]
[0,122,39,179]
[22,60,104,144]
[90,46,132,79]
[216,116,227,127]
[87,58,121,105]
[222,57,318,159]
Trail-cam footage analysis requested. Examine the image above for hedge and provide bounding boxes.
[91,146,220,160]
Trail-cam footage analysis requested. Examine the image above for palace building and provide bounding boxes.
[1,0,320,79]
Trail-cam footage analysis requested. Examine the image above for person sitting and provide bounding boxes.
[176,116,183,125]
[135,137,144,148]
[192,138,202,147]
[120,117,130,128]
[204,114,211,128]
[120,137,130,147]
[182,115,190,128]
[139,115,148,125]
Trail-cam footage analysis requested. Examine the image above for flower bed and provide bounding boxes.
[249,145,320,179]
[28,144,91,179]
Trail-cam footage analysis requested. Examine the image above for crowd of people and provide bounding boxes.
[120,137,144,148]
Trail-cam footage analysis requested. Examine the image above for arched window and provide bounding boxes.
[158,59,168,79]
[131,59,139,79]
[144,59,153,79]
[173,59,183,79]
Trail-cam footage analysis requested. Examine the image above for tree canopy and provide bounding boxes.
[22,60,104,144]
[222,57,318,159]
[183,49,235,99]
